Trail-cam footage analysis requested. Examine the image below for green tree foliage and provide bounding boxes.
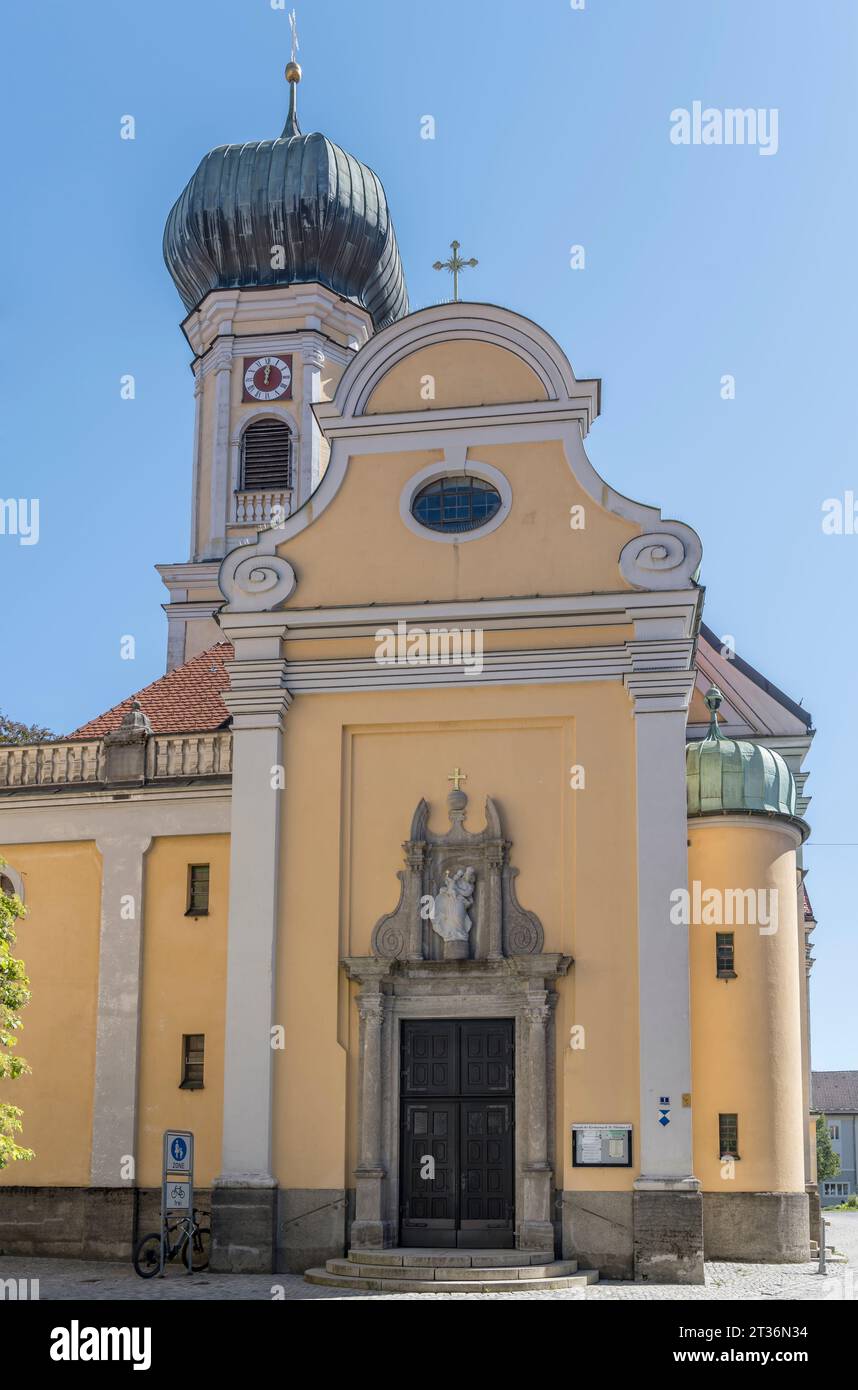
[0,710,54,745]
[0,862,33,1167]
[816,1114,841,1182]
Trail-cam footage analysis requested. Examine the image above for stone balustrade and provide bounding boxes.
[233,489,292,526]
[0,730,232,790]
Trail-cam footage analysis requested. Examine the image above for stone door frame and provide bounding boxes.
[343,954,571,1253]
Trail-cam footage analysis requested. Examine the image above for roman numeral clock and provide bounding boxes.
[242,354,293,402]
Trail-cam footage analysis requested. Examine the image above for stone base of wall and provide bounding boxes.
[210,1184,277,1273]
[0,1187,212,1261]
[633,1190,705,1283]
[702,1191,810,1262]
[561,1191,634,1280]
[276,1189,347,1273]
[0,1184,812,1275]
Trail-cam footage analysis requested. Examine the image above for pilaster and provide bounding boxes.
[90,834,152,1186]
[208,341,234,559]
[624,636,704,1283]
[300,344,325,502]
[211,619,291,1271]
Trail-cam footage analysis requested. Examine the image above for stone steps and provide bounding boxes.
[303,1247,599,1294]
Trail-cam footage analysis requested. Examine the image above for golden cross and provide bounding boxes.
[447,767,467,791]
[433,240,478,302]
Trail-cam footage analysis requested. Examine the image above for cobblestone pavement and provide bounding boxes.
[2,1214,855,1302]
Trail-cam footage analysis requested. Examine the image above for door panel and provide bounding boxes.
[399,1020,515,1248]
[401,1020,458,1096]
[459,1100,514,1245]
[459,1019,514,1095]
[400,1100,458,1247]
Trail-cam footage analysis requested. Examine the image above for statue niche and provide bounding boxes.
[370,787,544,962]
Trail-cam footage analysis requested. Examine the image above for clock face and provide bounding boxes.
[242,355,293,402]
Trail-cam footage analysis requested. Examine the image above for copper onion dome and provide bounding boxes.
[686,685,803,826]
[163,64,409,329]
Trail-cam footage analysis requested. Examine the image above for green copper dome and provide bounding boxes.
[686,686,797,819]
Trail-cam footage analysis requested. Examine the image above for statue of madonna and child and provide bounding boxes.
[431,866,476,959]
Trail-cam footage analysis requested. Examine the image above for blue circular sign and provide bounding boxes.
[170,1137,188,1164]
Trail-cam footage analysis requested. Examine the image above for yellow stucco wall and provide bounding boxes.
[135,835,230,1187]
[0,842,101,1186]
[271,680,640,1195]
[365,341,548,413]
[688,820,805,1192]
[277,442,640,609]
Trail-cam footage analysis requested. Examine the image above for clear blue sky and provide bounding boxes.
[2,0,855,1068]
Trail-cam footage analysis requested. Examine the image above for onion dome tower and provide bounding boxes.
[157,59,410,672]
[685,685,810,1262]
[686,686,799,821]
[163,61,408,328]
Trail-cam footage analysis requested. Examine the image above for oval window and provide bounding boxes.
[411,476,502,534]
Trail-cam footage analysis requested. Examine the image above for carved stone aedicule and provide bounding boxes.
[370,788,544,962]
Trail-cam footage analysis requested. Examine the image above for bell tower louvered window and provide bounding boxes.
[240,418,292,491]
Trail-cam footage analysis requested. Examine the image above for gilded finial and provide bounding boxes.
[282,10,302,137]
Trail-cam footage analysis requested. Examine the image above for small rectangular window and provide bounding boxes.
[186,864,210,916]
[719,1113,740,1159]
[181,1033,205,1089]
[829,1123,840,1141]
[716,932,736,978]
[823,1182,848,1197]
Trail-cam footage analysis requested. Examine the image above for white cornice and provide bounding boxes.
[162,601,222,621]
[156,561,221,588]
[313,400,595,440]
[283,644,632,694]
[196,328,354,380]
[256,589,702,635]
[182,284,372,359]
[0,786,230,825]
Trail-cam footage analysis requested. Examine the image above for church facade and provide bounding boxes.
[0,65,818,1285]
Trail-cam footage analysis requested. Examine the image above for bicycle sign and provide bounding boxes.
[166,1181,191,1212]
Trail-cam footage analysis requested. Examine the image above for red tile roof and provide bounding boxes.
[70,643,233,738]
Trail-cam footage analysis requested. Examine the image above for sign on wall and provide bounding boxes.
[571,1123,633,1167]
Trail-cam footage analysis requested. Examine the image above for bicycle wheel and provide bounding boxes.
[133,1232,164,1279]
[192,1224,211,1271]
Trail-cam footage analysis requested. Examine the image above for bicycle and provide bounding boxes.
[133,1208,211,1278]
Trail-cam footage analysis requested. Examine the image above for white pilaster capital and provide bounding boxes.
[301,345,326,370]
[211,343,235,376]
[95,832,152,860]
[222,657,292,728]
[624,668,696,716]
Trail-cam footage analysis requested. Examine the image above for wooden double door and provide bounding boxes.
[399,1019,515,1248]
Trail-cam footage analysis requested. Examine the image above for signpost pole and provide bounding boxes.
[159,1175,166,1279]
[161,1130,195,1280]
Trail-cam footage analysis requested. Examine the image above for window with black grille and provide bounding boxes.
[719,1113,740,1159]
[186,864,210,916]
[240,418,292,491]
[716,931,736,978]
[181,1034,205,1089]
